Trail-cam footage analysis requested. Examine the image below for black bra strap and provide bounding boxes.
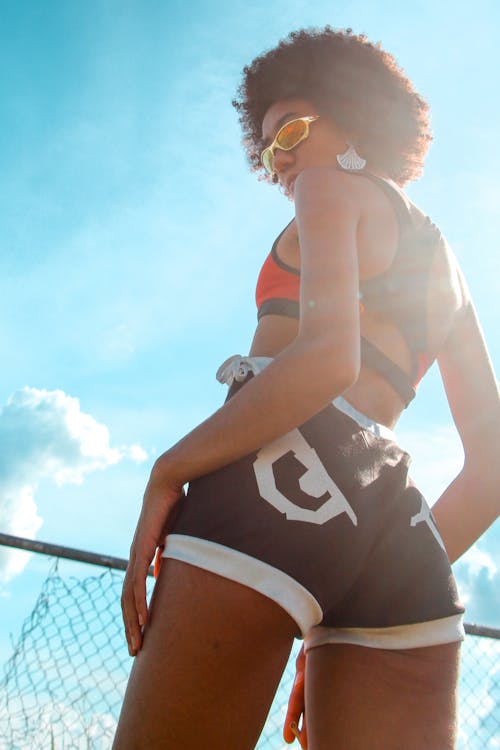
[257,298,300,320]
[335,165,413,235]
[360,337,416,407]
[255,306,416,406]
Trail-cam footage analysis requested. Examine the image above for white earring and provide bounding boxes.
[336,143,366,171]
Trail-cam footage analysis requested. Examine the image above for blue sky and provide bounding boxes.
[0,0,499,735]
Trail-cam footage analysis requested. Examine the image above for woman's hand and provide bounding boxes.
[283,645,307,748]
[121,464,184,656]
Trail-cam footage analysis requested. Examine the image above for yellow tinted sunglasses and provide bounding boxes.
[261,115,319,175]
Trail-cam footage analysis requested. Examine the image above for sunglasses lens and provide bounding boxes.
[276,119,307,149]
[261,117,316,175]
[261,148,274,174]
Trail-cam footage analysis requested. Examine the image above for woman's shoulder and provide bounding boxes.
[294,166,364,207]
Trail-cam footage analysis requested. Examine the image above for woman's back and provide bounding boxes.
[250,166,464,428]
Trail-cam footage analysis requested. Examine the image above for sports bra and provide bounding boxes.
[255,168,445,407]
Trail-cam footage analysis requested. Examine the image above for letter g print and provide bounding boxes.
[253,429,358,526]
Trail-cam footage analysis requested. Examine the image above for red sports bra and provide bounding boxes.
[255,169,441,407]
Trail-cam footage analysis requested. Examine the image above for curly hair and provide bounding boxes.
[233,27,432,185]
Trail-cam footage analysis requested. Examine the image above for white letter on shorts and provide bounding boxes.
[253,429,357,526]
[410,499,446,551]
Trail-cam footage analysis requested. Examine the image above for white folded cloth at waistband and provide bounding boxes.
[216,354,274,387]
[215,354,396,441]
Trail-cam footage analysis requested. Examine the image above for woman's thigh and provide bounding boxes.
[112,558,296,750]
[305,641,461,750]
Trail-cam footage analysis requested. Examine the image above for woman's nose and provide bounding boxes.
[273,147,294,174]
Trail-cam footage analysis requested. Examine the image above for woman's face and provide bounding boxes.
[261,98,348,197]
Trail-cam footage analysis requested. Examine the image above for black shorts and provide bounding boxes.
[162,356,464,650]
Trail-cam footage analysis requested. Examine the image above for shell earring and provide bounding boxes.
[271,171,279,184]
[336,143,366,171]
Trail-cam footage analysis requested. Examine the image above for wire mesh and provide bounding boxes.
[0,561,133,750]
[0,558,498,749]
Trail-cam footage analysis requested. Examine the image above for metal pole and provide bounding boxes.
[464,623,500,639]
[0,532,155,577]
[1,533,500,638]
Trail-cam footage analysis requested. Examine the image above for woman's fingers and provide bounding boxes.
[132,548,152,629]
[124,544,164,655]
[295,644,306,672]
[121,557,143,656]
[121,534,154,655]
[284,645,307,747]
[283,668,306,745]
[120,476,184,656]
[289,719,307,749]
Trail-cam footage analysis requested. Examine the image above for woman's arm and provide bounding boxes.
[432,299,500,563]
[281,297,500,749]
[154,168,361,488]
[122,167,363,654]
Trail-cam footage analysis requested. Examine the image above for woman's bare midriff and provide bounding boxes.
[249,314,407,429]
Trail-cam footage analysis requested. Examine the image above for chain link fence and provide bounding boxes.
[0,534,498,749]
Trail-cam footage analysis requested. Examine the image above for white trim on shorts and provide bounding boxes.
[332,396,396,441]
[162,535,464,649]
[162,533,323,636]
[304,615,465,651]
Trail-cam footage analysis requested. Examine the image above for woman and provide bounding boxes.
[113,28,499,750]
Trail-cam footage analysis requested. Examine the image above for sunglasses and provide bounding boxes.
[260,115,320,175]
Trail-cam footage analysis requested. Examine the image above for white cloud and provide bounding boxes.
[122,443,148,463]
[0,386,147,582]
